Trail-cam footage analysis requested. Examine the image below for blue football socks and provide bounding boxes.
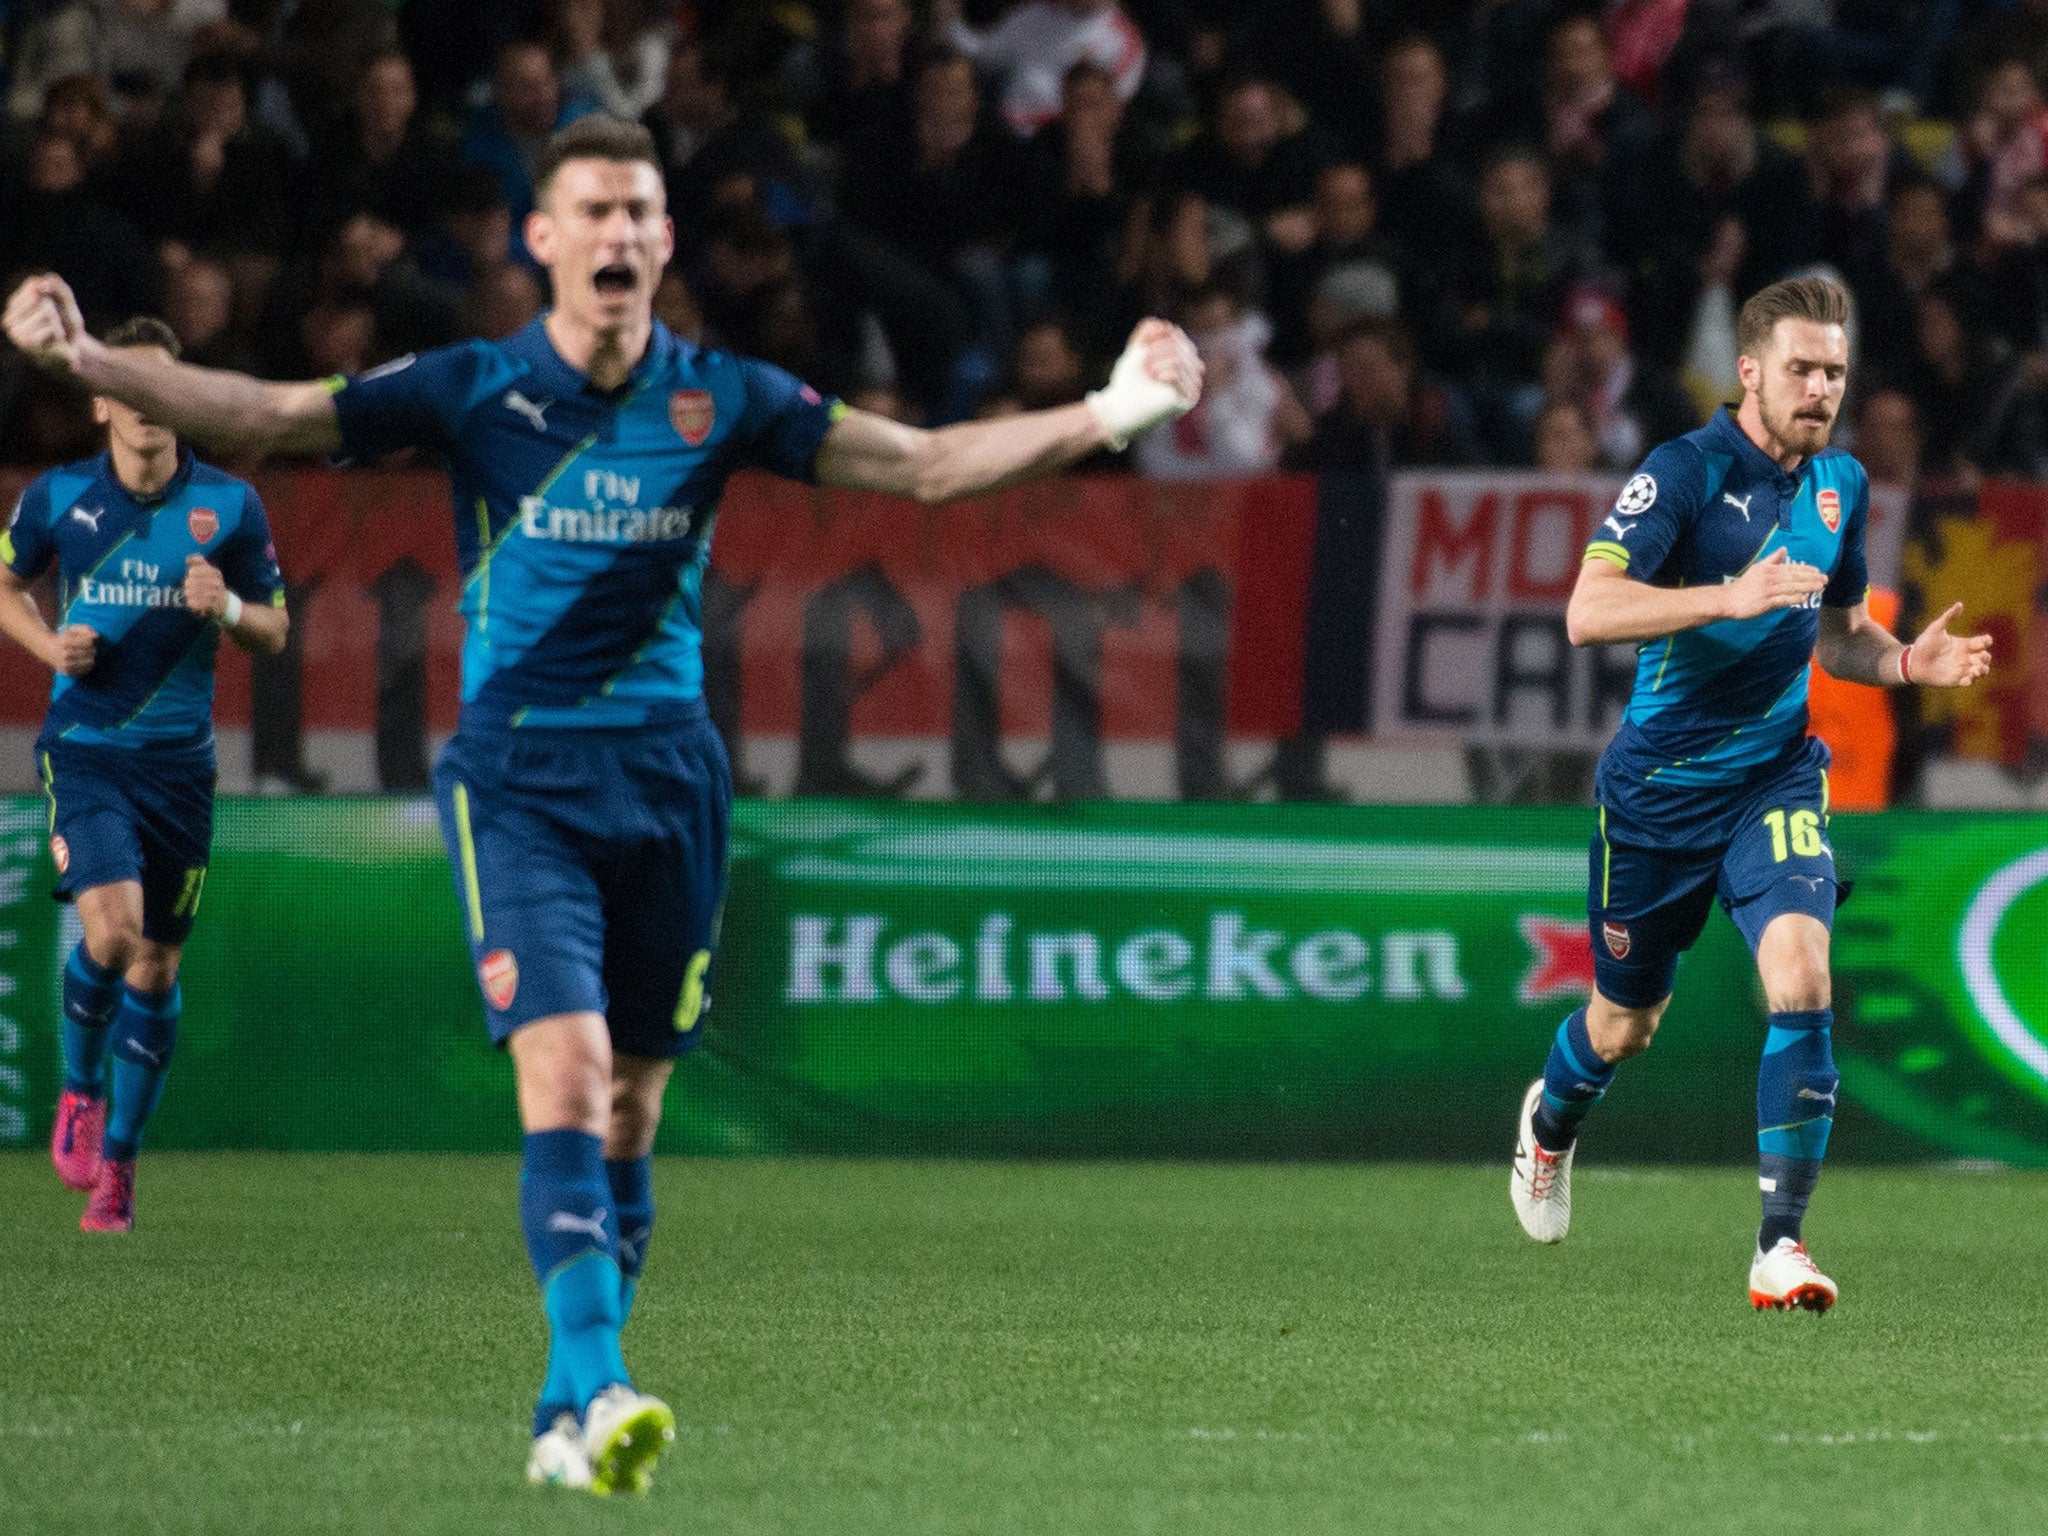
[521,1129,630,1436]
[60,943,122,1096]
[1757,1008,1836,1250]
[104,983,179,1162]
[606,1155,655,1325]
[1530,1007,1616,1152]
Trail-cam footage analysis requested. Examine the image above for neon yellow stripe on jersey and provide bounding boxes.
[270,589,287,608]
[452,781,484,942]
[1585,541,1629,569]
[1599,805,1611,907]
[1821,769,1831,821]
[319,374,347,395]
[40,751,55,835]
[0,528,13,566]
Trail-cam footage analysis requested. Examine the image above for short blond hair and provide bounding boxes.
[1736,276,1849,359]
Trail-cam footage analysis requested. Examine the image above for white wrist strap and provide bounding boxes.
[217,591,243,630]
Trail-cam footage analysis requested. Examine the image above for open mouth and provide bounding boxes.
[593,264,636,295]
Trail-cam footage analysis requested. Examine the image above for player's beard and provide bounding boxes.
[1758,387,1835,461]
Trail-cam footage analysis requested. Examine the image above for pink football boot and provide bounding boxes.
[80,1158,135,1233]
[50,1090,105,1191]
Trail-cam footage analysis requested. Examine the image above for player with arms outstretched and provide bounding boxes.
[5,115,1200,1492]
[1506,277,1990,1309]
[0,316,288,1232]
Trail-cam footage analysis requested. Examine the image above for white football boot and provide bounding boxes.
[527,1413,594,1489]
[581,1383,676,1496]
[1749,1237,1837,1312]
[1510,1079,1574,1243]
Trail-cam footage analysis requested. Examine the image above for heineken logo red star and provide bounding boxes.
[669,390,714,446]
[188,506,218,543]
[1518,913,1595,1003]
[479,949,519,1011]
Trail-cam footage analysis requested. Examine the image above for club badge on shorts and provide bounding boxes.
[1816,488,1841,533]
[1602,921,1632,960]
[479,949,519,1011]
[669,390,714,446]
[50,835,68,874]
[188,506,218,544]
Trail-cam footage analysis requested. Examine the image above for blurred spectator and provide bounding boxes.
[1859,179,1963,378]
[644,40,793,241]
[115,49,298,256]
[652,266,702,340]
[1777,0,1966,117]
[1541,284,1698,471]
[461,41,599,263]
[555,0,672,122]
[467,261,546,340]
[1531,12,1654,255]
[1135,286,1306,478]
[9,0,231,122]
[1014,60,1153,351]
[162,251,258,369]
[1532,395,1600,472]
[1949,57,2048,251]
[0,131,159,327]
[1804,89,1919,313]
[990,317,1090,413]
[1908,285,2040,485]
[274,0,402,143]
[38,75,123,185]
[1852,386,1923,489]
[1615,69,1819,367]
[1369,35,1475,270]
[1287,317,1477,472]
[1170,76,1326,262]
[845,48,1023,381]
[1434,145,1584,460]
[937,0,1146,137]
[794,0,918,170]
[308,49,463,241]
[1267,161,1407,369]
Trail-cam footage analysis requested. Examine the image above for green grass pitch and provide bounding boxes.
[3,1155,2047,1535]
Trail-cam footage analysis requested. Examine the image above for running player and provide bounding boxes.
[3,115,1199,1492]
[0,315,288,1233]
[1506,276,1990,1309]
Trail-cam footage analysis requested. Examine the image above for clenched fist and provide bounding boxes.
[183,555,231,621]
[45,622,96,676]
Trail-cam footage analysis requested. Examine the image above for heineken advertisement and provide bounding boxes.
[2,798,2046,1162]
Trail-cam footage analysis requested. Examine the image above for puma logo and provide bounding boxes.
[70,505,103,532]
[1723,491,1753,522]
[504,391,552,433]
[546,1208,608,1241]
[1602,514,1636,540]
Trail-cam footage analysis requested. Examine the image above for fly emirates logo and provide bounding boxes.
[518,469,701,545]
[75,558,189,609]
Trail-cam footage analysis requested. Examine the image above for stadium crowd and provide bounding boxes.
[0,0,2039,491]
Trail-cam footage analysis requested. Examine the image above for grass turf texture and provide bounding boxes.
[3,1157,2046,1535]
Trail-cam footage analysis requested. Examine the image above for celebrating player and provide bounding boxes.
[4,115,1199,1493]
[0,316,288,1233]
[1507,276,1991,1310]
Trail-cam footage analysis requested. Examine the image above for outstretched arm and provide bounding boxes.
[1566,549,1827,646]
[5,275,341,457]
[812,320,1201,503]
[1815,599,1992,687]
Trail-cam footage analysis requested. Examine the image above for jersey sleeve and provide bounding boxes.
[329,342,513,463]
[0,476,55,580]
[1823,463,1871,608]
[729,357,844,483]
[1583,439,1704,585]
[218,486,288,609]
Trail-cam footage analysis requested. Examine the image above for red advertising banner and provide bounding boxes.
[1,469,1317,798]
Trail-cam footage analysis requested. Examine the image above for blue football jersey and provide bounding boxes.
[329,317,841,732]
[2,450,285,754]
[1585,407,1870,789]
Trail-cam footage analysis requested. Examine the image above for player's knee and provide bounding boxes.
[509,1013,612,1134]
[125,943,180,994]
[1588,996,1666,1061]
[1760,930,1832,1012]
[608,1058,671,1158]
[83,918,143,974]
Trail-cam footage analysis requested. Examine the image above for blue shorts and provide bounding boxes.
[431,704,732,1058]
[1590,737,1839,1009]
[37,739,215,945]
